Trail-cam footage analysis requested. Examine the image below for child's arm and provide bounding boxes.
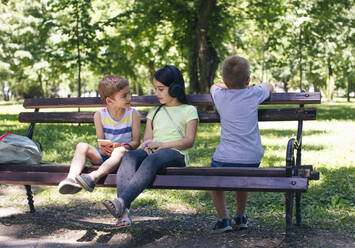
[210,83,228,94]
[94,111,112,156]
[123,109,141,150]
[260,82,274,93]
[143,118,153,141]
[147,119,198,152]
[142,118,154,154]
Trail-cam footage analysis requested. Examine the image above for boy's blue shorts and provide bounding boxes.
[95,147,110,165]
[211,159,260,168]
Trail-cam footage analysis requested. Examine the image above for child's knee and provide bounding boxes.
[120,150,147,167]
[111,146,126,159]
[76,142,89,152]
[141,153,160,167]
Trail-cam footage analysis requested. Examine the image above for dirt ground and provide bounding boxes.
[0,186,354,248]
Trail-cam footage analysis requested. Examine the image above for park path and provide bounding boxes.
[0,205,354,248]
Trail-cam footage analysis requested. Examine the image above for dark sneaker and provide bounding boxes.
[58,178,82,194]
[234,215,248,230]
[76,174,95,192]
[212,218,233,233]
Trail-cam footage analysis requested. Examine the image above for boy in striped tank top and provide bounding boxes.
[58,75,141,194]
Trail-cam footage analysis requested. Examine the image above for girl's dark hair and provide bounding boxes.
[151,65,188,130]
[153,65,188,104]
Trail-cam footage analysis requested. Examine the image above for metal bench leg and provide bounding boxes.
[285,192,294,237]
[25,185,35,213]
[295,192,302,225]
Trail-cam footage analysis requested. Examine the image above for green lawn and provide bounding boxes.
[0,99,354,235]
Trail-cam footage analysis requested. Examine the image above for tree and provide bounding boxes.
[50,0,102,97]
[0,0,55,98]
[96,0,237,94]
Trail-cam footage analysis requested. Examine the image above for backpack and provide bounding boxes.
[0,133,42,164]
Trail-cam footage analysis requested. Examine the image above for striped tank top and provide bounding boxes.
[100,107,133,143]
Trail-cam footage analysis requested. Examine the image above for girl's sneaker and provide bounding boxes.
[212,218,233,233]
[234,215,248,230]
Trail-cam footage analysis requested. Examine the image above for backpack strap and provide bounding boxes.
[162,106,184,138]
[0,133,14,141]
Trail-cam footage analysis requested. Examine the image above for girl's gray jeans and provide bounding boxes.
[116,148,185,208]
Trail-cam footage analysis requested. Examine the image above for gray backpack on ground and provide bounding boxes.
[0,133,42,164]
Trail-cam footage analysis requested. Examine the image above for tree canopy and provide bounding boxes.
[0,0,354,100]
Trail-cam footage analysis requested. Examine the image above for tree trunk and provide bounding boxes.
[3,84,9,101]
[313,83,319,92]
[1,83,8,101]
[299,29,303,91]
[75,0,81,98]
[328,61,334,101]
[189,50,199,94]
[347,78,351,102]
[309,62,319,92]
[262,50,267,83]
[284,81,289,93]
[195,0,219,93]
[38,72,43,97]
[135,81,140,96]
[15,84,19,99]
[144,60,155,95]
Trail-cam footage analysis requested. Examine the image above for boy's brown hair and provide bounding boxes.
[222,55,250,89]
[98,75,129,103]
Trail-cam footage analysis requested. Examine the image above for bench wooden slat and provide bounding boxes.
[23,92,321,109]
[266,92,321,105]
[0,164,287,177]
[151,175,308,192]
[18,108,317,123]
[0,171,308,192]
[0,164,318,179]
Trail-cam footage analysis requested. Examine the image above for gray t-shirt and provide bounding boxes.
[211,85,270,164]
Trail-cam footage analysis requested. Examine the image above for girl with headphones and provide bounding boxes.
[103,65,199,228]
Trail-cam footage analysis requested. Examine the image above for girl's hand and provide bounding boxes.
[144,146,153,155]
[147,142,166,152]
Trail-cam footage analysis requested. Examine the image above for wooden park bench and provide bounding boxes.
[0,92,321,237]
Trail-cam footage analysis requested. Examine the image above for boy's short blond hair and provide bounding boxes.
[222,55,250,89]
[98,75,129,102]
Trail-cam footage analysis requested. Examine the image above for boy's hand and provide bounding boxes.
[99,144,114,156]
[261,82,274,93]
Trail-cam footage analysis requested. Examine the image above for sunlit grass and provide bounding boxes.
[0,99,354,235]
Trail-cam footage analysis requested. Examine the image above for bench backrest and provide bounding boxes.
[19,93,321,124]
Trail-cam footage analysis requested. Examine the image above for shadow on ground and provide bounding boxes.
[0,199,353,248]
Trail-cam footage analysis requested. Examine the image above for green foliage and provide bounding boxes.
[0,0,354,98]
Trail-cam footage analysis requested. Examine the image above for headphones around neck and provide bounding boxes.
[166,65,183,98]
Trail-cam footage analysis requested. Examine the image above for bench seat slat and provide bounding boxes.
[0,171,308,192]
[0,164,286,177]
[23,92,321,109]
[152,175,308,192]
[0,164,317,179]
[18,108,317,123]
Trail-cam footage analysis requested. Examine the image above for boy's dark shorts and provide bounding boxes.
[211,159,260,168]
[95,147,110,165]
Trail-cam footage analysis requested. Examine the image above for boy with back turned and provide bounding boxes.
[210,55,274,233]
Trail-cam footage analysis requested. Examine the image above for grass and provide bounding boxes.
[0,99,354,236]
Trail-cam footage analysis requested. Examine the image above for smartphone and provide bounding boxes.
[98,139,113,146]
